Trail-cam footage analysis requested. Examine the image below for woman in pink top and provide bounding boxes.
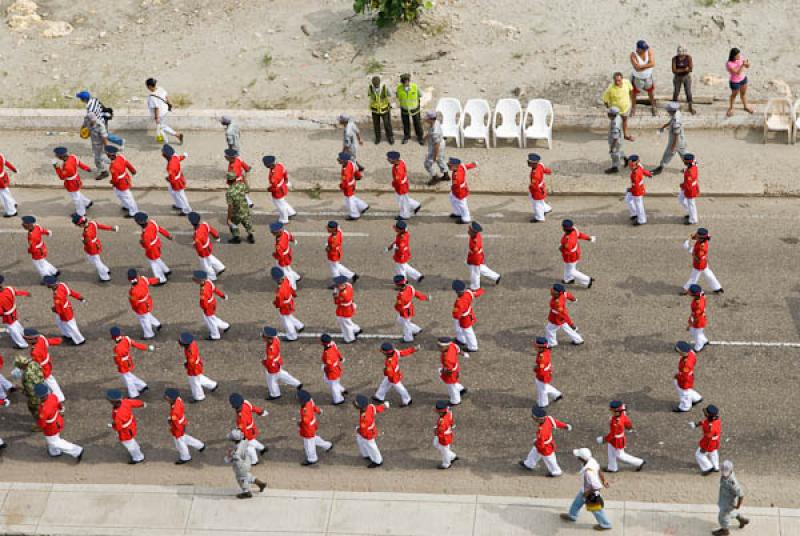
[726,48,753,117]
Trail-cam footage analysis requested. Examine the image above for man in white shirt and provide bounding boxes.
[146,78,184,144]
[560,448,613,531]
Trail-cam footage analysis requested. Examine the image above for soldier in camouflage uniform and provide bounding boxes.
[225,172,255,244]
[14,355,45,423]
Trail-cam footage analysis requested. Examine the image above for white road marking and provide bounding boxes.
[709,340,800,348]
[290,231,369,237]
[282,332,403,340]
[455,234,505,238]
[0,229,25,234]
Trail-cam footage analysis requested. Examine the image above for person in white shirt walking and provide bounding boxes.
[560,448,613,531]
[146,78,184,144]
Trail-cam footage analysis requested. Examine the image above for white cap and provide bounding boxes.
[227,429,244,441]
[573,448,593,461]
[721,460,734,476]
[666,101,680,112]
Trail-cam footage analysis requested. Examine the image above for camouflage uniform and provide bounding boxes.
[225,175,254,242]
[15,356,45,418]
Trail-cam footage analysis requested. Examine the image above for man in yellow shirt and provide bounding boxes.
[602,72,634,141]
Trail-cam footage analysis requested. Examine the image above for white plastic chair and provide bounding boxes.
[763,97,793,144]
[460,98,491,147]
[492,98,523,147]
[523,99,554,149]
[435,98,463,147]
[793,99,800,143]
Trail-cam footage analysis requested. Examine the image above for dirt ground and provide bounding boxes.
[1,0,799,112]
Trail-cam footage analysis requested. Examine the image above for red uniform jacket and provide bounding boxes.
[357,403,385,440]
[299,400,321,438]
[334,283,356,318]
[467,232,485,266]
[140,220,171,261]
[395,284,428,319]
[692,239,709,270]
[676,350,697,389]
[128,277,159,315]
[439,343,461,384]
[31,335,61,378]
[169,396,188,438]
[27,224,51,260]
[193,222,219,258]
[391,160,409,195]
[629,165,651,197]
[166,155,187,190]
[54,155,89,192]
[390,231,411,264]
[0,154,17,188]
[273,278,296,315]
[273,230,295,267]
[535,348,553,383]
[436,409,455,446]
[383,347,416,384]
[690,294,707,329]
[605,413,633,449]
[37,393,64,436]
[262,337,283,374]
[699,417,721,452]
[111,399,144,441]
[199,280,225,317]
[322,343,343,380]
[0,286,29,323]
[681,165,699,198]
[114,336,148,374]
[52,282,83,322]
[109,155,136,191]
[535,415,568,456]
[227,157,251,180]
[452,288,483,329]
[81,221,114,256]
[268,163,289,199]
[548,292,575,326]
[237,400,264,440]
[340,161,361,197]
[450,163,475,200]
[529,163,551,200]
[560,228,590,264]
[327,229,343,262]
[183,341,204,376]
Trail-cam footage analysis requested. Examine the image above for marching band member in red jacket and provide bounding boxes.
[134,212,173,284]
[545,283,584,347]
[625,155,651,225]
[224,148,254,208]
[326,220,358,283]
[596,400,645,472]
[466,222,501,289]
[373,342,416,407]
[354,394,388,468]
[35,383,83,461]
[188,212,226,281]
[127,268,162,339]
[261,326,302,400]
[533,337,561,408]
[0,275,31,348]
[297,389,333,466]
[387,151,421,220]
[447,158,476,224]
[193,271,230,341]
[519,405,571,476]
[451,280,483,352]
[263,156,297,224]
[105,145,139,216]
[24,328,65,402]
[394,275,428,342]
[106,388,145,464]
[559,219,595,288]
[527,153,553,223]
[338,152,369,220]
[21,215,60,282]
[52,146,93,216]
[333,276,360,343]
[682,228,723,294]
[438,337,468,405]
[164,387,206,464]
[161,144,192,214]
[110,326,153,399]
[673,341,703,412]
[687,284,709,352]
[679,153,700,224]
[229,392,268,465]
[320,333,347,405]
[44,275,86,346]
[433,400,458,469]
[691,404,721,475]
[271,267,304,341]
[270,222,301,289]
[72,214,118,282]
[387,220,423,282]
[0,151,19,217]
[179,333,219,402]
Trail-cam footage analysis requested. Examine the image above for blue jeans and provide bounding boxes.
[107,132,124,146]
[567,491,612,528]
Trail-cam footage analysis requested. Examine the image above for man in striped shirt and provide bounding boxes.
[76,91,124,146]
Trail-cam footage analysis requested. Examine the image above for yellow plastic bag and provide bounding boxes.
[79,127,90,139]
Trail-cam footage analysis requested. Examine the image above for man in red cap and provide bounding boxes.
[394,275,428,342]
[35,383,83,461]
[188,212,226,281]
[271,267,304,341]
[673,340,703,412]
[533,337,562,408]
[164,387,206,464]
[297,389,333,466]
[333,276,360,343]
[559,219,595,288]
[679,153,699,224]
[682,228,723,294]
[127,268,162,340]
[0,151,18,217]
[519,405,571,476]
[625,155,650,226]
[52,146,93,216]
[338,152,369,220]
[545,284,584,347]
[72,213,118,282]
[264,156,296,224]
[596,400,645,472]
[193,271,230,341]
[451,280,483,352]
[433,400,458,469]
[387,220,423,282]
[270,222,301,290]
[687,284,709,352]
[106,388,145,464]
[374,342,416,407]
[354,394,388,468]
[0,276,31,349]
[466,221,500,289]
[527,153,553,223]
[161,144,192,214]
[110,326,153,399]
[326,220,358,284]
[21,215,59,282]
[691,404,721,475]
[437,337,467,405]
[44,275,86,346]
[134,212,173,285]
[448,158,476,224]
[261,326,302,400]
[320,333,347,405]
[24,328,65,402]
[179,333,219,402]
[105,145,139,217]
[387,151,421,220]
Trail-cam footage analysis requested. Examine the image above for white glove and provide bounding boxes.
[11,367,22,381]
[688,421,697,429]
[49,231,54,238]
[596,435,604,445]
[260,410,269,417]
[142,402,148,408]
[147,345,155,352]
[182,152,189,158]
[81,299,88,304]
[383,401,391,409]
[566,424,573,431]
[683,239,691,251]
[51,159,59,166]
[590,236,596,243]
[287,181,293,190]
[462,351,470,359]
[222,295,229,301]
[113,225,120,232]
[1,399,10,407]
[215,238,221,243]
[107,423,113,428]
[293,239,299,245]
[427,294,433,302]
[414,344,421,351]
[473,161,479,166]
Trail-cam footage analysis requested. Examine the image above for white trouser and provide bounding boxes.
[247,438,265,465]
[32,258,59,279]
[266,369,301,398]
[114,188,138,214]
[545,321,583,346]
[683,267,722,292]
[529,193,552,221]
[468,263,499,289]
[5,320,28,348]
[695,447,720,472]
[68,190,92,217]
[397,314,422,342]
[199,255,226,281]
[325,376,346,404]
[356,434,382,464]
[396,193,421,219]
[375,377,411,405]
[337,316,360,343]
[449,193,471,223]
[344,195,369,219]
[188,374,217,401]
[678,192,698,224]
[272,197,296,224]
[434,437,458,468]
[535,379,562,408]
[86,254,111,281]
[148,258,171,283]
[523,448,562,476]
[563,262,591,287]
[278,264,301,290]
[246,194,254,207]
[174,434,205,461]
[136,312,161,339]
[0,187,17,215]
[44,375,65,403]
[45,434,83,458]
[328,261,355,280]
[203,314,230,340]
[55,317,85,345]
[121,372,148,398]
[689,327,708,351]
[304,435,332,463]
[607,444,644,472]
[625,192,647,224]
[673,379,703,412]
[121,438,145,462]
[157,115,178,138]
[394,262,422,282]
[0,374,12,399]
[446,382,465,405]
[168,186,192,214]
[453,321,478,352]
[280,314,304,341]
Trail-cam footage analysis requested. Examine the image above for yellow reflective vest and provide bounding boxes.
[369,84,391,114]
[396,83,420,113]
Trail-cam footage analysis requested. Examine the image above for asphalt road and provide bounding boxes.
[0,188,798,506]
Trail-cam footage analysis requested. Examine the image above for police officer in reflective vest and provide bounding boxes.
[369,76,394,145]
[396,74,424,145]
